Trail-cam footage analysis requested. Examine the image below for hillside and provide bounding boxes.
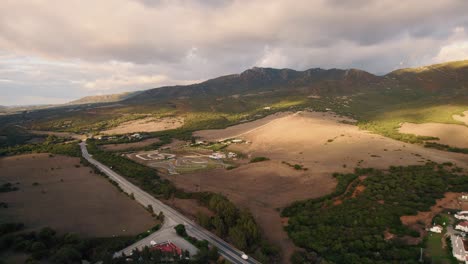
[387,60,468,93]
[67,91,140,105]
[124,67,382,104]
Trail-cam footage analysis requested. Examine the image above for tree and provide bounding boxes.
[50,246,81,264]
[174,224,187,237]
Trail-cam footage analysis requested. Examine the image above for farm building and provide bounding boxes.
[429,225,443,233]
[456,211,468,221]
[450,235,468,263]
[456,221,468,232]
[151,241,183,256]
[209,152,226,160]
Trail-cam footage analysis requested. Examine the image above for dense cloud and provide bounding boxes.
[0,0,468,105]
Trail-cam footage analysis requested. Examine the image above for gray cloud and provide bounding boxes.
[0,0,468,105]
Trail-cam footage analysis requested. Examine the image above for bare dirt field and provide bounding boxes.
[188,111,468,262]
[100,137,161,151]
[0,153,156,237]
[399,122,468,148]
[101,117,184,135]
[453,111,468,125]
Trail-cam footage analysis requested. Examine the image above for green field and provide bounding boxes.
[425,233,455,264]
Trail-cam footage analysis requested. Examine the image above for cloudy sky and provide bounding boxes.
[1,0,468,105]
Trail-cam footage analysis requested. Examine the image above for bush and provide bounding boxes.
[174,224,187,237]
[250,156,269,163]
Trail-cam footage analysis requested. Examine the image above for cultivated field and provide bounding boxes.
[0,153,155,237]
[188,111,468,261]
[399,122,468,148]
[101,116,184,135]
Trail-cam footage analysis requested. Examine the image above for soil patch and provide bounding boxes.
[401,192,461,227]
[0,153,155,237]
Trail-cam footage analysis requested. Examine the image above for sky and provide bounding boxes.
[1,0,468,105]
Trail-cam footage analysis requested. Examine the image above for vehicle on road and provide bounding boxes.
[241,253,249,260]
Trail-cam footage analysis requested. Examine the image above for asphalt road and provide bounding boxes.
[80,142,260,264]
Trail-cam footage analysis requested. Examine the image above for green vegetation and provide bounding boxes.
[424,142,468,154]
[87,139,176,199]
[0,183,18,193]
[249,156,270,163]
[424,233,456,264]
[282,161,308,171]
[0,135,80,157]
[0,125,42,148]
[283,163,468,263]
[0,224,135,263]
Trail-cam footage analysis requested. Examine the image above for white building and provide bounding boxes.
[456,222,468,232]
[451,235,468,262]
[456,211,468,221]
[231,139,243,143]
[227,152,237,158]
[429,225,443,233]
[263,106,271,110]
[209,152,226,160]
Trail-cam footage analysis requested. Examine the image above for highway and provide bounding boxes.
[79,142,260,264]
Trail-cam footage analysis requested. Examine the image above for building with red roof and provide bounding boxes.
[151,241,183,256]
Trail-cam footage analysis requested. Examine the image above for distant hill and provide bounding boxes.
[67,91,141,105]
[124,67,382,104]
[387,60,468,93]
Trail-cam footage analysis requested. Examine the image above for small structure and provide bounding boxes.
[456,222,468,232]
[456,211,468,221]
[227,152,237,158]
[231,139,243,143]
[263,106,271,110]
[429,225,443,233]
[151,241,182,256]
[130,133,142,139]
[450,235,468,262]
[209,152,226,160]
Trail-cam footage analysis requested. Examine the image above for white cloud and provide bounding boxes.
[1,0,468,104]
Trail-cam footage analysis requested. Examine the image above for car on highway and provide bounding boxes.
[241,252,249,260]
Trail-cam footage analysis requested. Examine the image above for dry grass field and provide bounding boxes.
[187,111,468,261]
[0,153,156,237]
[399,122,468,148]
[101,116,184,135]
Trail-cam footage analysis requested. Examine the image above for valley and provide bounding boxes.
[1,60,467,264]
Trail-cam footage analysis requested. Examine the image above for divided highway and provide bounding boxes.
[79,142,260,264]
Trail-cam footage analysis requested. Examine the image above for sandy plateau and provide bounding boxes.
[101,116,184,135]
[0,153,155,237]
[184,111,468,262]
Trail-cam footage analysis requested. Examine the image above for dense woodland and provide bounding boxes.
[283,163,468,264]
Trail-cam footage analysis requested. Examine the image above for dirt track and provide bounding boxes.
[189,111,468,262]
[0,153,155,237]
